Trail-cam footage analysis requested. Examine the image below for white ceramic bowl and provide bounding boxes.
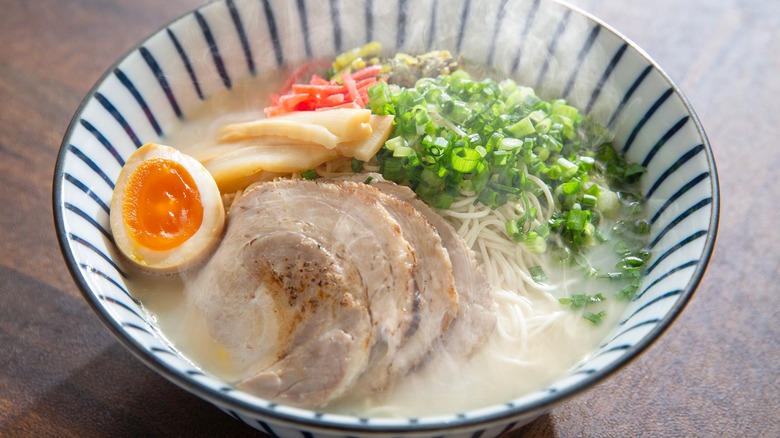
[53,0,719,436]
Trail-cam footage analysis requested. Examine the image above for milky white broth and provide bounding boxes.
[129,73,634,417]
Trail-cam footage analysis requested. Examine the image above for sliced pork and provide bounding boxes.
[334,181,459,392]
[188,180,417,406]
[186,176,495,407]
[341,174,497,363]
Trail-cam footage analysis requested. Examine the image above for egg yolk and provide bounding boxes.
[122,158,204,251]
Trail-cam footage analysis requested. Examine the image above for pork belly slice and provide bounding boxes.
[353,174,498,362]
[335,181,459,392]
[187,179,418,406]
[235,230,371,405]
[187,177,494,406]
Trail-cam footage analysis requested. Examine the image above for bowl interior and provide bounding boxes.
[54,0,717,434]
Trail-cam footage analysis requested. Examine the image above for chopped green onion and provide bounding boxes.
[530,266,547,283]
[431,192,454,209]
[557,157,579,179]
[559,293,605,309]
[584,311,607,325]
[598,189,619,212]
[529,110,547,123]
[505,220,520,237]
[300,169,318,180]
[385,136,406,151]
[618,256,646,269]
[561,180,580,195]
[451,147,481,172]
[382,157,405,181]
[504,86,535,110]
[393,146,416,157]
[413,106,432,129]
[449,101,470,124]
[534,117,551,134]
[623,162,647,179]
[583,222,596,237]
[368,82,393,115]
[506,117,535,138]
[351,158,364,173]
[551,101,579,121]
[582,193,598,208]
[578,157,595,172]
[431,136,449,149]
[617,283,640,300]
[566,209,590,232]
[633,220,651,235]
[499,138,523,150]
[523,235,547,253]
[419,168,444,191]
[363,66,651,310]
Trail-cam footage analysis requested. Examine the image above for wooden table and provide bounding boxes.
[1,0,777,436]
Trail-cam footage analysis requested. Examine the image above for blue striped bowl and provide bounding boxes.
[53,0,719,436]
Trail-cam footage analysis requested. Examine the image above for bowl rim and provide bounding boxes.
[52,0,720,433]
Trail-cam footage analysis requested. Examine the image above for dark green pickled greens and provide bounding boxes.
[364,69,651,323]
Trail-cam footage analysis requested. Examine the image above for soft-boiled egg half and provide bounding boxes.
[110,143,225,271]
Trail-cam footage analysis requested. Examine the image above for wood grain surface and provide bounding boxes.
[1,0,778,436]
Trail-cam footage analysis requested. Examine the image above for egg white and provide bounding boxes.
[110,143,226,272]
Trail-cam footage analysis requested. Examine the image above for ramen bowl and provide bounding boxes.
[53,0,718,436]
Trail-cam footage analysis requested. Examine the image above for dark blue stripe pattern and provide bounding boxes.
[69,233,127,278]
[620,290,683,325]
[602,318,661,346]
[650,172,709,224]
[64,203,111,240]
[100,294,146,321]
[634,260,699,301]
[67,145,116,190]
[456,0,472,53]
[397,0,408,49]
[261,0,284,67]
[426,0,438,51]
[79,263,137,303]
[114,68,163,136]
[79,119,125,167]
[122,321,154,335]
[227,0,257,74]
[510,0,540,74]
[563,25,601,99]
[645,231,707,275]
[329,0,342,53]
[586,43,627,113]
[487,0,510,65]
[364,0,374,42]
[167,27,204,100]
[621,87,674,154]
[608,65,652,129]
[641,116,689,167]
[195,10,232,89]
[53,1,716,436]
[646,144,705,198]
[139,46,184,119]
[257,420,280,437]
[296,0,312,58]
[94,92,142,147]
[63,173,110,213]
[535,9,571,88]
[649,198,712,249]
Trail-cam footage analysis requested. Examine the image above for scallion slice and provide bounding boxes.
[300,169,318,180]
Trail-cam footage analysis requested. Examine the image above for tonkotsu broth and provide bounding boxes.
[129,74,636,417]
